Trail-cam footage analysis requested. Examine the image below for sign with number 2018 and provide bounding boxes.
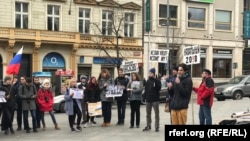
[183,45,200,65]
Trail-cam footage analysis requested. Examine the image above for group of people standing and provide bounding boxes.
[63,68,144,131]
[0,63,215,135]
[0,75,60,135]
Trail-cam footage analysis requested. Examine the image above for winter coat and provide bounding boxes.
[115,76,129,101]
[18,84,37,110]
[0,83,14,108]
[193,77,214,107]
[64,89,82,115]
[98,77,113,102]
[170,73,193,110]
[144,77,161,102]
[128,81,143,101]
[85,84,100,103]
[36,88,54,112]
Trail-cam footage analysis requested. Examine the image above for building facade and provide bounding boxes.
[0,0,143,82]
[144,0,244,85]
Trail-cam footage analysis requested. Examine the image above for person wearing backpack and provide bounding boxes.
[18,77,38,133]
[142,68,161,132]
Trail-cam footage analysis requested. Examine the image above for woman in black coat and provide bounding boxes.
[85,76,100,127]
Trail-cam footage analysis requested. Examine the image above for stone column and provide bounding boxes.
[33,41,41,72]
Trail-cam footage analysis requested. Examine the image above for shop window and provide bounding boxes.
[192,58,206,77]
[213,59,232,78]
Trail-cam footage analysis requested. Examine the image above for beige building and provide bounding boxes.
[0,0,143,82]
[144,0,244,85]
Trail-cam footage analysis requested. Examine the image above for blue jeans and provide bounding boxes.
[199,105,212,125]
[102,101,112,123]
[40,111,57,125]
[23,110,37,130]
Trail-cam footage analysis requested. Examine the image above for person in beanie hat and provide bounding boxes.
[142,68,161,132]
[193,69,214,125]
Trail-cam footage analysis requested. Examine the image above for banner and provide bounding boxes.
[123,60,139,74]
[149,49,169,63]
[0,90,6,103]
[70,88,84,99]
[105,85,123,97]
[183,45,200,65]
[88,102,102,116]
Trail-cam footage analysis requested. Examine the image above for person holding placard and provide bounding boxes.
[64,79,83,132]
[114,68,129,125]
[85,76,100,127]
[0,76,14,135]
[127,73,143,128]
[98,69,113,127]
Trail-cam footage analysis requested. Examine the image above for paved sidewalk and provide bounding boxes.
[0,96,249,141]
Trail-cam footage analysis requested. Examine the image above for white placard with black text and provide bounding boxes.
[149,49,169,63]
[183,45,200,65]
[122,60,139,74]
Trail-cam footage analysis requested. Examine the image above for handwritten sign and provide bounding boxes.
[123,60,139,74]
[149,49,169,63]
[70,88,84,99]
[183,45,200,65]
[88,102,102,116]
[105,85,123,97]
[0,90,6,103]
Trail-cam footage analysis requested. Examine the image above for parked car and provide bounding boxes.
[53,94,65,113]
[214,75,250,101]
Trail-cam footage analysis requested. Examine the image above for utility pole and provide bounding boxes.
[166,0,170,76]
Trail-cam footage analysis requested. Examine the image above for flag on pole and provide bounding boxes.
[6,46,23,75]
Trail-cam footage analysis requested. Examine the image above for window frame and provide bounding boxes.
[158,4,178,27]
[124,13,135,37]
[15,1,29,29]
[78,7,91,34]
[215,9,232,31]
[187,7,206,29]
[47,4,61,31]
[102,10,113,36]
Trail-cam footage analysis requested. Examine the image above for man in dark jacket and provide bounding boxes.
[170,63,193,125]
[142,68,161,132]
[0,76,15,135]
[115,68,129,125]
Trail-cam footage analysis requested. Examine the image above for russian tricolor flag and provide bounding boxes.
[6,46,23,75]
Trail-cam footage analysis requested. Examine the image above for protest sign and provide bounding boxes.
[183,45,200,65]
[0,90,6,103]
[70,88,84,99]
[123,60,139,74]
[88,102,102,116]
[149,49,169,63]
[105,85,123,97]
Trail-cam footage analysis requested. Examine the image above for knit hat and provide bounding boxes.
[149,68,156,75]
[42,79,51,88]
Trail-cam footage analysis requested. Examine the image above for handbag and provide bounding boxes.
[164,102,170,112]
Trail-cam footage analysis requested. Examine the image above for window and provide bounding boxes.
[215,10,232,30]
[15,2,29,29]
[47,5,60,31]
[192,58,206,77]
[102,11,113,35]
[159,4,177,26]
[124,13,134,37]
[188,7,205,28]
[213,59,232,78]
[79,8,90,34]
